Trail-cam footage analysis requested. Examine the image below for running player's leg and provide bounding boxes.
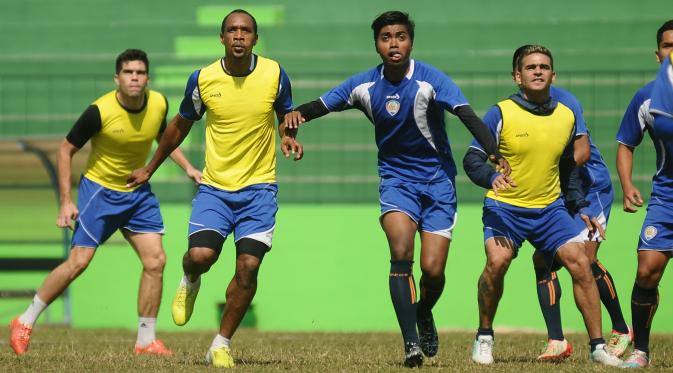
[416,180,455,357]
[580,187,629,346]
[379,178,423,367]
[207,184,277,368]
[624,250,669,367]
[173,184,230,327]
[531,253,570,360]
[10,177,124,355]
[382,211,422,367]
[532,199,620,366]
[122,186,172,355]
[125,232,172,355]
[473,198,522,365]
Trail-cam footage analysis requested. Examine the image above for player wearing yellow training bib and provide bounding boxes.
[463,45,622,367]
[9,49,201,358]
[126,10,302,368]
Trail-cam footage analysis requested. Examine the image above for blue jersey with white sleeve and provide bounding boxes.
[616,81,673,202]
[551,86,612,191]
[319,59,468,183]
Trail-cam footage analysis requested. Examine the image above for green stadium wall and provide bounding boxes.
[2,203,673,333]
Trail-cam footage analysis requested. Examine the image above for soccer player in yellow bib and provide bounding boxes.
[463,45,621,366]
[127,9,302,368]
[9,49,201,357]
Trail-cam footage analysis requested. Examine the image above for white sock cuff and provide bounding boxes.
[181,275,201,287]
[34,294,47,307]
[138,317,157,324]
[211,334,231,348]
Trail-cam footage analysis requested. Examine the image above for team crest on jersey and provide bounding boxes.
[385,99,400,116]
[644,226,658,240]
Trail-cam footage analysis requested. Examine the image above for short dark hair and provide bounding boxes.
[221,9,257,34]
[512,44,533,72]
[514,44,554,71]
[656,19,673,47]
[371,11,414,42]
[115,49,149,74]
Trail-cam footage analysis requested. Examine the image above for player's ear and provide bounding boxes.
[253,33,258,47]
[655,49,663,64]
[514,70,522,86]
[551,71,556,84]
[113,74,120,87]
[220,33,226,46]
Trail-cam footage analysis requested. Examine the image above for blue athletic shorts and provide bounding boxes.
[638,197,673,251]
[72,176,164,248]
[188,183,278,249]
[482,197,583,260]
[572,185,613,243]
[379,177,457,239]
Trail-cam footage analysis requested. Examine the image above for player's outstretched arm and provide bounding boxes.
[616,143,643,213]
[126,114,194,188]
[56,139,80,230]
[285,100,330,129]
[454,105,511,175]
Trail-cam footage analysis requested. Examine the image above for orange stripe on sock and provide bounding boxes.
[409,276,417,304]
[646,294,659,328]
[547,281,555,306]
[603,275,617,300]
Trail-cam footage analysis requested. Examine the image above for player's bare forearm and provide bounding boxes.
[616,143,643,212]
[616,143,635,191]
[167,147,202,184]
[148,115,194,174]
[573,134,590,166]
[56,139,79,204]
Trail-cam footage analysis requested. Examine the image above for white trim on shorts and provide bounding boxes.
[421,212,458,240]
[236,224,275,248]
[122,227,165,235]
[380,209,419,225]
[188,228,225,239]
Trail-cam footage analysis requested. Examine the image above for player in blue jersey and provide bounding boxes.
[283,11,509,367]
[616,20,673,369]
[464,45,622,367]
[504,46,630,360]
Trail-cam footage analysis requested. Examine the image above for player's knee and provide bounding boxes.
[66,249,94,275]
[235,256,260,289]
[420,263,444,280]
[636,266,663,288]
[142,251,166,275]
[187,247,218,266]
[486,255,511,276]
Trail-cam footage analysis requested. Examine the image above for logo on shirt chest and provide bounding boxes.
[385,94,400,116]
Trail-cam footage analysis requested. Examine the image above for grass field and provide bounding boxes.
[2,327,673,372]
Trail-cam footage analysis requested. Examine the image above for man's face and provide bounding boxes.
[220,12,258,60]
[114,60,148,98]
[375,24,413,67]
[515,53,555,93]
[656,30,673,63]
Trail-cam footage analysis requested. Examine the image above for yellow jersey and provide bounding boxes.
[179,55,293,191]
[484,98,576,208]
[82,90,167,192]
